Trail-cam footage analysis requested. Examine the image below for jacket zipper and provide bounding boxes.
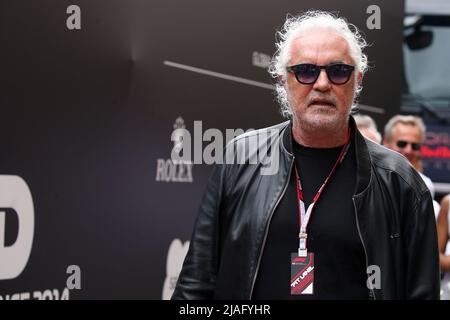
[352,197,376,300]
[248,159,294,298]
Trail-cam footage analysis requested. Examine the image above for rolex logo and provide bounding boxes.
[155,116,194,183]
[173,117,186,154]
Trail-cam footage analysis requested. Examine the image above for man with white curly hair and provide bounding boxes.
[173,10,439,300]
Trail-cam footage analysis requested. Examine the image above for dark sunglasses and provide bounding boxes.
[286,63,355,85]
[396,140,422,151]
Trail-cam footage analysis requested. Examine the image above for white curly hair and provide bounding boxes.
[268,10,369,118]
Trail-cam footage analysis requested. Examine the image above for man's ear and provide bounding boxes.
[357,72,363,85]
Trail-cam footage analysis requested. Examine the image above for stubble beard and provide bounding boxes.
[295,106,350,134]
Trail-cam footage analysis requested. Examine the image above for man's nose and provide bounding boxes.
[403,143,414,156]
[313,69,331,91]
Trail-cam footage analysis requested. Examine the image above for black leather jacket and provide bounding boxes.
[172,117,440,300]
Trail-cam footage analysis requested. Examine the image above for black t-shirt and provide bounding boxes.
[252,138,369,299]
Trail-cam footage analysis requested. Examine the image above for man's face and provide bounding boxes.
[385,123,423,164]
[285,28,360,131]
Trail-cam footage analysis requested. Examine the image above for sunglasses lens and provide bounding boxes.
[295,64,319,84]
[396,141,407,148]
[396,140,422,150]
[288,63,354,85]
[327,64,353,84]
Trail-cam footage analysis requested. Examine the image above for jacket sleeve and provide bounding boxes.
[171,163,226,300]
[405,189,441,299]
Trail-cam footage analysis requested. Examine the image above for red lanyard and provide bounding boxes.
[294,137,351,257]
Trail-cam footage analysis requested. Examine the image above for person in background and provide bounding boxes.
[437,195,450,299]
[383,115,440,217]
[353,114,382,144]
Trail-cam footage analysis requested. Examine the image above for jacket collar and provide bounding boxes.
[281,115,372,195]
[350,115,372,195]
